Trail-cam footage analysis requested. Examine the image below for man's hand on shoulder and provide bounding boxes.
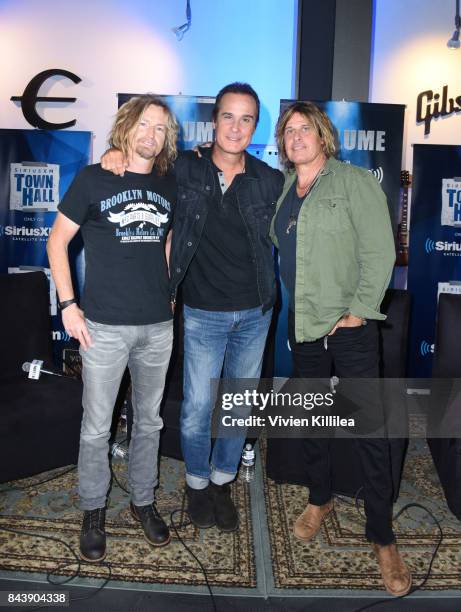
[101,148,128,176]
[185,142,213,158]
[62,304,93,351]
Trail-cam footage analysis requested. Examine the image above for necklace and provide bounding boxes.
[286,164,325,235]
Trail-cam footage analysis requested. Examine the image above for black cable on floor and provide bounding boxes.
[170,506,218,612]
[4,448,218,612]
[0,461,115,608]
[0,434,129,495]
[109,460,130,495]
[109,459,218,612]
[353,502,444,612]
[0,466,77,494]
[0,524,112,611]
[333,486,366,519]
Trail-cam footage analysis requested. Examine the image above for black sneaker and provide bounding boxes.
[209,482,238,532]
[185,484,215,528]
[130,502,170,547]
[80,507,106,562]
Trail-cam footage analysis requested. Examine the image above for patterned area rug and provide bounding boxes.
[263,438,461,590]
[0,455,255,587]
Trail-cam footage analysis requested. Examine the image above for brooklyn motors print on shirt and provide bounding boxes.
[100,189,172,244]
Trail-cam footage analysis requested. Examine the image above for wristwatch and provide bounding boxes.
[58,298,78,311]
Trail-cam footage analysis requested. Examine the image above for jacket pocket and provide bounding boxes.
[314,196,352,233]
[252,201,276,237]
[178,187,199,205]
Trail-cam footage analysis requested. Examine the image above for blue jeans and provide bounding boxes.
[181,305,272,488]
[79,319,173,510]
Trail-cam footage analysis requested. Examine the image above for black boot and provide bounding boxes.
[130,502,170,546]
[80,507,106,562]
[185,484,215,528]
[209,482,238,532]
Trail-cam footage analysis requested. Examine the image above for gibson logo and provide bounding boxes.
[416,85,461,135]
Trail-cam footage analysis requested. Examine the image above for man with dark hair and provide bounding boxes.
[170,82,283,531]
[47,94,178,562]
[211,82,261,124]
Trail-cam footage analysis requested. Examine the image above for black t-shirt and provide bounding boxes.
[58,164,176,325]
[181,161,260,311]
[274,181,304,311]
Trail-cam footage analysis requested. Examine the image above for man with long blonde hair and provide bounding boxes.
[47,94,178,562]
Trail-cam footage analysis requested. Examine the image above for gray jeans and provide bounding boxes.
[78,318,173,510]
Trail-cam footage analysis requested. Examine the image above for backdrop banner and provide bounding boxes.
[407,144,461,379]
[0,129,92,365]
[275,101,405,376]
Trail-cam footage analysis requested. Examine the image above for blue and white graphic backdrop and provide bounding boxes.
[0,129,92,364]
[407,144,461,378]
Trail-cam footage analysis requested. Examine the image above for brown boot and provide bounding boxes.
[293,501,333,541]
[372,543,412,596]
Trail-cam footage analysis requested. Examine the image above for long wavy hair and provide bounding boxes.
[109,94,178,175]
[275,101,336,170]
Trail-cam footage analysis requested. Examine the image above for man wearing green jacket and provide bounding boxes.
[271,101,411,597]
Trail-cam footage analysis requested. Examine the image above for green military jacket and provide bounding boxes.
[270,157,396,343]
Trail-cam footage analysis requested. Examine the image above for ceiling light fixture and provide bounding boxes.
[172,0,191,41]
[447,0,460,49]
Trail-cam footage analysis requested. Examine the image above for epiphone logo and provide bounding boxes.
[416,85,461,135]
[11,69,81,130]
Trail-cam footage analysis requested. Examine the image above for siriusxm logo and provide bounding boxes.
[369,167,384,183]
[420,340,434,356]
[52,330,70,342]
[10,163,60,212]
[425,237,461,254]
[2,225,51,238]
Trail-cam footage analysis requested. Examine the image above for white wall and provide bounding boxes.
[370,0,461,170]
[0,0,297,160]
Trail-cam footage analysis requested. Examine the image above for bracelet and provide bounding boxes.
[58,298,78,311]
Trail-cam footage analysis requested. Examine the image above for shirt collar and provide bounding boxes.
[322,156,340,175]
[198,145,258,179]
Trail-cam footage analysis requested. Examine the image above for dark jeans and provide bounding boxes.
[288,311,395,545]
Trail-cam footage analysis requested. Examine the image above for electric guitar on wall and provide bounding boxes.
[396,170,411,267]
